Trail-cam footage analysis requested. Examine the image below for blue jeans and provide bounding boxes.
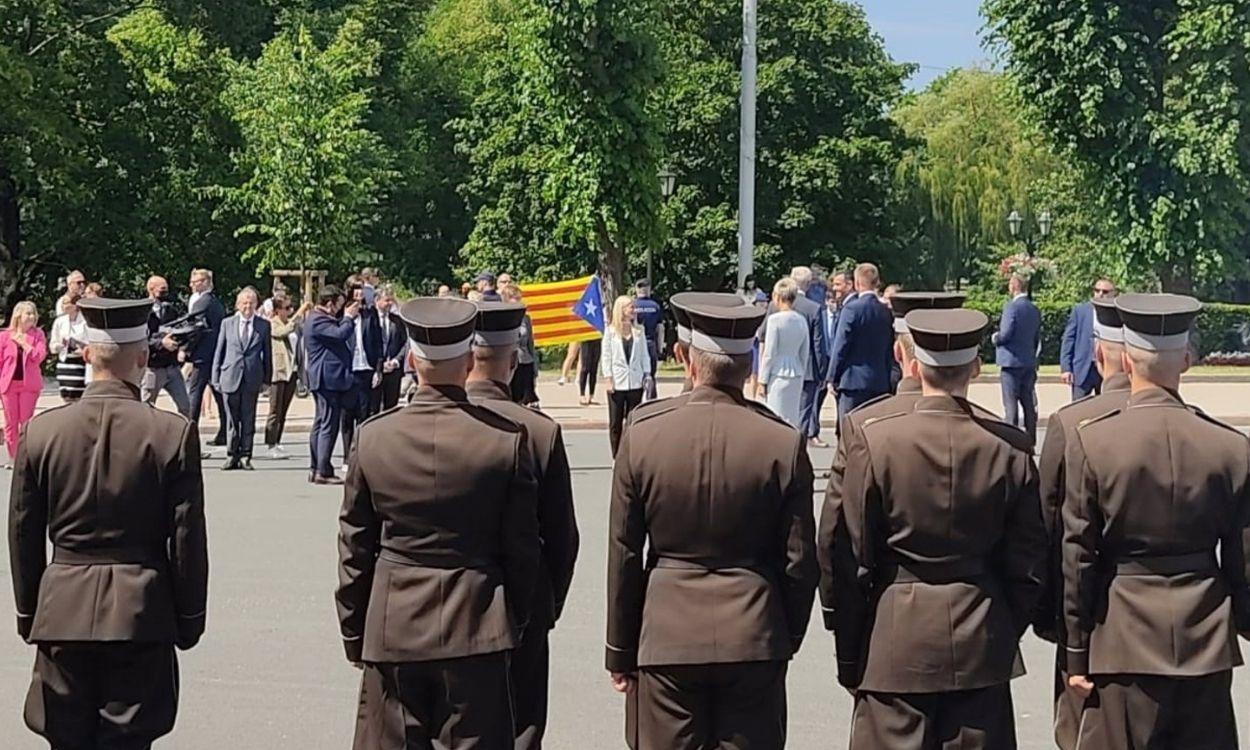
[1000,367,1038,443]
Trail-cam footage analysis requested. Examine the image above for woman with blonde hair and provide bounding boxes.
[759,278,808,429]
[600,294,651,456]
[0,301,48,464]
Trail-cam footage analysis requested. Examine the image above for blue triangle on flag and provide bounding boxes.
[574,277,605,333]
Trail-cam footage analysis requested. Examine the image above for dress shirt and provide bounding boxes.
[352,316,370,372]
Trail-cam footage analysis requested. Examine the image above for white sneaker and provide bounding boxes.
[267,446,289,461]
[557,376,567,386]
[339,461,350,474]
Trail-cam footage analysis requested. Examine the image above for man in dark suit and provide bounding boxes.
[370,286,408,413]
[142,275,192,417]
[183,268,227,454]
[10,297,208,749]
[789,266,830,447]
[467,301,579,749]
[212,287,272,471]
[993,273,1043,442]
[340,276,382,467]
[338,297,539,749]
[304,285,360,485]
[1060,279,1117,400]
[828,263,895,424]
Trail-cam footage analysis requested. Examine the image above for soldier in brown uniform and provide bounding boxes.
[465,301,579,750]
[1034,298,1130,750]
[606,300,817,750]
[817,292,965,632]
[1062,293,1250,749]
[337,297,541,749]
[831,308,1046,750]
[9,297,208,749]
[669,292,745,394]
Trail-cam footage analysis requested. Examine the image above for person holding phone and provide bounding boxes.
[0,301,48,464]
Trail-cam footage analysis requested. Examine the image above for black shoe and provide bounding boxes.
[208,436,226,447]
[221,458,240,471]
[241,458,254,471]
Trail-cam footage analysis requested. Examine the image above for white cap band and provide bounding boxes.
[473,329,519,347]
[676,325,691,344]
[912,344,980,367]
[409,337,473,361]
[86,324,148,345]
[690,330,755,356]
[1123,328,1189,352]
[893,318,908,334]
[1093,321,1124,343]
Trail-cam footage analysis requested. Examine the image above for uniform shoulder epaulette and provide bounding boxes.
[464,402,527,433]
[1075,408,1122,431]
[1186,405,1243,435]
[859,411,909,430]
[850,391,893,414]
[25,400,75,427]
[521,403,557,424]
[627,395,687,426]
[965,410,1034,453]
[360,404,404,428]
[742,399,793,429]
[1053,392,1098,416]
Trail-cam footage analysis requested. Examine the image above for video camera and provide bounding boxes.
[159,308,209,348]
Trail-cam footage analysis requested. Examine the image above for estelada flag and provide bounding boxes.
[519,275,604,346]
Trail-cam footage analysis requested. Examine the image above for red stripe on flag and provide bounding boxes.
[525,299,579,314]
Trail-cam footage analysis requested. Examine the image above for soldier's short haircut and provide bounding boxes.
[918,361,977,392]
[87,340,147,373]
[689,347,753,387]
[1126,344,1187,383]
[896,331,916,362]
[855,263,880,290]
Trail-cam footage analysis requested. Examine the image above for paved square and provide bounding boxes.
[1,430,1248,748]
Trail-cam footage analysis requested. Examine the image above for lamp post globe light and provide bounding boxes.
[1006,208,1055,299]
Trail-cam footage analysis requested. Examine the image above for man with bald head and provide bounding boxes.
[142,275,192,417]
[212,287,272,470]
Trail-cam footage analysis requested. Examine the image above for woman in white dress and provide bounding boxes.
[759,277,809,429]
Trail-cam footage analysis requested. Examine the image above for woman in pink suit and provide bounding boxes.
[0,301,47,463]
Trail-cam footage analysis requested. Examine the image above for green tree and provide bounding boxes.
[210,18,394,278]
[984,0,1250,290]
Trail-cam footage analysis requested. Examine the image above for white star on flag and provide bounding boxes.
[583,299,598,318]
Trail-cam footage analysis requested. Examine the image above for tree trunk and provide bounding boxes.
[0,163,25,309]
[595,219,624,304]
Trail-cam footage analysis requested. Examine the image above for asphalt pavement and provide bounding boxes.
[1,430,1249,748]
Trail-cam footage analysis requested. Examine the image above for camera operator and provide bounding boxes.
[142,275,192,417]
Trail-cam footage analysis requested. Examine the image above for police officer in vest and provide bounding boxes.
[1061,294,1250,748]
[831,308,1045,749]
[10,297,208,749]
[606,299,817,749]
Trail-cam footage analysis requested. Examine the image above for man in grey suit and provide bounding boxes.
[212,287,272,471]
[789,266,830,448]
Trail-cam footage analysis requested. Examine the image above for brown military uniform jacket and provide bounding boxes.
[833,394,1046,692]
[466,379,579,629]
[606,385,817,672]
[1063,387,1250,676]
[9,380,208,648]
[1034,372,1130,651]
[336,384,541,663]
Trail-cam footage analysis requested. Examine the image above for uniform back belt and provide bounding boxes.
[378,548,494,570]
[880,557,987,584]
[1114,551,1217,576]
[52,545,164,566]
[650,556,761,572]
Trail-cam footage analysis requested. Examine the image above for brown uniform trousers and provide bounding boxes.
[1034,372,1130,750]
[467,379,579,750]
[9,379,208,750]
[829,394,1046,750]
[1063,387,1250,749]
[337,384,541,749]
[607,385,817,750]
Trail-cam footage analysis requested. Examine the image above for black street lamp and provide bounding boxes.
[651,165,677,285]
[1007,208,1052,298]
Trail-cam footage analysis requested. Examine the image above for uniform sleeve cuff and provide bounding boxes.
[821,607,837,632]
[16,614,33,641]
[343,637,363,663]
[1065,646,1088,676]
[605,645,637,673]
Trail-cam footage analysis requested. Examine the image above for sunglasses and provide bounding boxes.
[1093,287,1116,296]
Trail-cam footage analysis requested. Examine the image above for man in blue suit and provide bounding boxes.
[304,285,360,485]
[992,274,1043,442]
[340,276,383,468]
[1060,279,1117,400]
[828,263,894,427]
[789,266,830,447]
[212,287,272,471]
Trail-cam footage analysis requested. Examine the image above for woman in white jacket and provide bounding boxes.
[601,294,652,456]
[759,278,809,429]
